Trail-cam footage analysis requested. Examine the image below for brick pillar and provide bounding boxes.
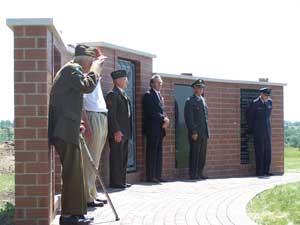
[13,25,53,225]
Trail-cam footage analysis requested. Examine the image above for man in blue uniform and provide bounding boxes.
[246,87,273,177]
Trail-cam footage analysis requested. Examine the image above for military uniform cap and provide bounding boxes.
[75,44,97,58]
[259,87,271,95]
[111,70,128,80]
[191,79,205,88]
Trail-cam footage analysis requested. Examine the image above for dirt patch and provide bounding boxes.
[0,142,14,174]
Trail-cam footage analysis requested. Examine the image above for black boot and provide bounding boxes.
[59,215,91,225]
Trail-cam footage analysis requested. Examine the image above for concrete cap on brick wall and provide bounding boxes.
[156,73,287,87]
[80,41,156,59]
[6,18,68,53]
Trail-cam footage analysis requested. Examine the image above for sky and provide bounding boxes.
[0,0,300,121]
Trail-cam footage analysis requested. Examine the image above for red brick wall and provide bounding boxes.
[51,45,153,187]
[160,76,284,179]
[94,46,153,184]
[13,25,53,225]
[11,22,284,225]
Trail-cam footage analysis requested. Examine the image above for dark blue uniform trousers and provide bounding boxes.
[254,135,271,176]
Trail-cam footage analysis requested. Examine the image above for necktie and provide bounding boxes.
[123,93,131,118]
[158,92,162,101]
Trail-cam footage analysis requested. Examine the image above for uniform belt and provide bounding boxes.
[86,110,107,116]
[100,112,108,116]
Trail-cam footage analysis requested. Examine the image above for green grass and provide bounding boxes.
[247,182,300,225]
[247,147,300,225]
[0,174,14,225]
[0,174,14,196]
[285,146,300,172]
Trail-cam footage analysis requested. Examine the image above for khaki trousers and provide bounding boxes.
[82,111,108,203]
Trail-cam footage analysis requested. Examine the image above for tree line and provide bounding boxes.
[284,121,300,149]
[0,120,14,142]
[0,120,299,148]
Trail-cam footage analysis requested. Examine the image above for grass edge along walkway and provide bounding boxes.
[247,181,300,225]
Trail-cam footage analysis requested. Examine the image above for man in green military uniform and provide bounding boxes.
[48,44,105,225]
[184,79,209,180]
[106,70,132,189]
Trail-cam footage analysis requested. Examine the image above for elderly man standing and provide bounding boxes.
[184,79,209,180]
[106,70,132,189]
[143,75,169,183]
[81,50,108,208]
[48,44,104,225]
[247,87,273,177]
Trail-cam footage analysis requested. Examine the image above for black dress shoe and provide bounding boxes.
[125,183,132,187]
[147,178,159,183]
[87,201,104,207]
[110,184,125,189]
[79,215,94,221]
[157,178,167,182]
[265,172,274,176]
[59,215,91,225]
[154,178,163,183]
[96,198,107,204]
[200,176,208,180]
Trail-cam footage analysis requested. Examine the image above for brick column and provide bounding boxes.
[12,25,53,225]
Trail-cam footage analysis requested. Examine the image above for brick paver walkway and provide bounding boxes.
[52,173,300,225]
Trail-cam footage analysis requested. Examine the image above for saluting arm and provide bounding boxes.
[68,59,104,93]
[67,67,99,93]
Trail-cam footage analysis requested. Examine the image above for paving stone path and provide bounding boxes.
[52,173,300,225]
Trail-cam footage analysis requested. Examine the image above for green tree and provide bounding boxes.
[285,121,300,149]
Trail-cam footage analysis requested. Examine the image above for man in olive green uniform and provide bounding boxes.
[184,79,209,180]
[48,44,104,225]
[106,70,132,189]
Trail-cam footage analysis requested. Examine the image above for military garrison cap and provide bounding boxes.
[75,44,98,58]
[111,70,128,80]
[191,79,205,88]
[259,87,271,95]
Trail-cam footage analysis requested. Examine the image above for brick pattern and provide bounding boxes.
[160,77,284,179]
[12,24,284,225]
[96,47,153,184]
[52,173,300,225]
[13,25,52,225]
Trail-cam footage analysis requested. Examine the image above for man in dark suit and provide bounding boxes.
[246,87,273,177]
[143,75,170,183]
[106,70,132,189]
[48,44,104,225]
[184,79,209,180]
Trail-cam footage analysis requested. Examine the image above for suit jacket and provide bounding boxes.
[184,95,209,138]
[48,61,100,146]
[143,88,166,137]
[106,87,132,140]
[246,97,272,139]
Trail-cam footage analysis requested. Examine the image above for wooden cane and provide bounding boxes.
[80,135,120,221]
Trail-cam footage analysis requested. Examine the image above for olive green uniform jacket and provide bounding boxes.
[48,61,100,146]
